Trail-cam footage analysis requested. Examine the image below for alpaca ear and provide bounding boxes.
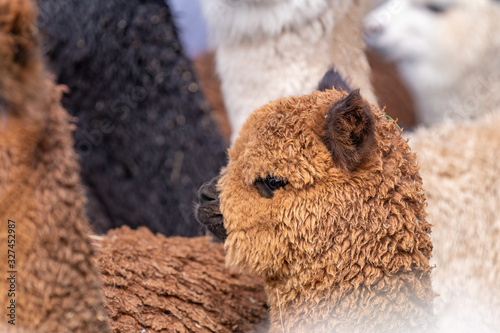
[317,68,353,93]
[323,89,375,172]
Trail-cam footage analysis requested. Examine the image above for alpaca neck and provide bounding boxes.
[265,270,435,332]
[214,0,377,142]
[329,0,378,105]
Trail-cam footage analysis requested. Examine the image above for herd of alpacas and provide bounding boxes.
[0,0,499,332]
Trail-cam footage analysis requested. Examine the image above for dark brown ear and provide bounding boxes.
[317,68,353,93]
[323,89,375,172]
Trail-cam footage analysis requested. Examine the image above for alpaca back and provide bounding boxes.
[409,111,500,331]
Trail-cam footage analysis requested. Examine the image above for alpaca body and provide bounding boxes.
[409,111,500,332]
[364,0,500,125]
[202,0,377,141]
[265,271,433,332]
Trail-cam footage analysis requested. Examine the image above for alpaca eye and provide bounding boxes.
[425,3,449,13]
[254,176,288,199]
[266,177,287,191]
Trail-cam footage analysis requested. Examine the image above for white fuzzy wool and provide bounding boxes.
[202,0,377,142]
[409,111,500,332]
[203,0,342,44]
[365,0,500,126]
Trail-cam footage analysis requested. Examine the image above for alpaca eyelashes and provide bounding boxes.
[254,176,288,199]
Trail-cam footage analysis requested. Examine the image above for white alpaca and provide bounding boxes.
[202,0,378,142]
[409,111,500,332]
[364,0,500,126]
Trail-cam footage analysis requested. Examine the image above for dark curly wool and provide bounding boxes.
[36,0,228,236]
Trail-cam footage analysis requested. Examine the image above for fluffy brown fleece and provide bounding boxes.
[0,0,109,331]
[93,226,268,332]
[214,89,435,332]
[0,0,42,117]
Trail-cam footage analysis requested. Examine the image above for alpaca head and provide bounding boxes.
[197,87,432,285]
[363,0,500,91]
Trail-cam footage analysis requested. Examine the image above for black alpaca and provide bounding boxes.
[37,0,228,236]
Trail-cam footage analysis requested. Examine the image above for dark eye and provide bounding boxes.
[266,177,287,191]
[254,176,288,199]
[425,3,449,13]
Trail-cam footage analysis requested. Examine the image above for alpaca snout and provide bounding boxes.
[195,176,227,240]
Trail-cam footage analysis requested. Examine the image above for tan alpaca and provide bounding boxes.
[196,87,435,332]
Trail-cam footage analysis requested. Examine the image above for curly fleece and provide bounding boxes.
[218,89,435,332]
[36,0,228,236]
[409,112,500,331]
[0,0,109,331]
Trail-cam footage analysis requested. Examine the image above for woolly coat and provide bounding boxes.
[202,0,377,142]
[216,89,435,332]
[36,0,228,236]
[409,112,500,332]
[0,0,109,331]
[94,226,268,332]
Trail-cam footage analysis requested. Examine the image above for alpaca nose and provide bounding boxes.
[198,176,220,204]
[195,176,227,241]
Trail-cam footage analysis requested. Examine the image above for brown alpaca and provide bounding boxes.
[93,226,268,332]
[196,88,435,332]
[0,0,109,331]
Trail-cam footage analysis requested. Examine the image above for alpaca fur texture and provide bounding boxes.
[364,0,500,126]
[0,0,110,331]
[409,112,500,332]
[93,226,268,332]
[202,0,377,142]
[197,87,435,332]
[36,0,228,236]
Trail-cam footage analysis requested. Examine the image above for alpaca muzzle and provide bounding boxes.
[195,176,227,240]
